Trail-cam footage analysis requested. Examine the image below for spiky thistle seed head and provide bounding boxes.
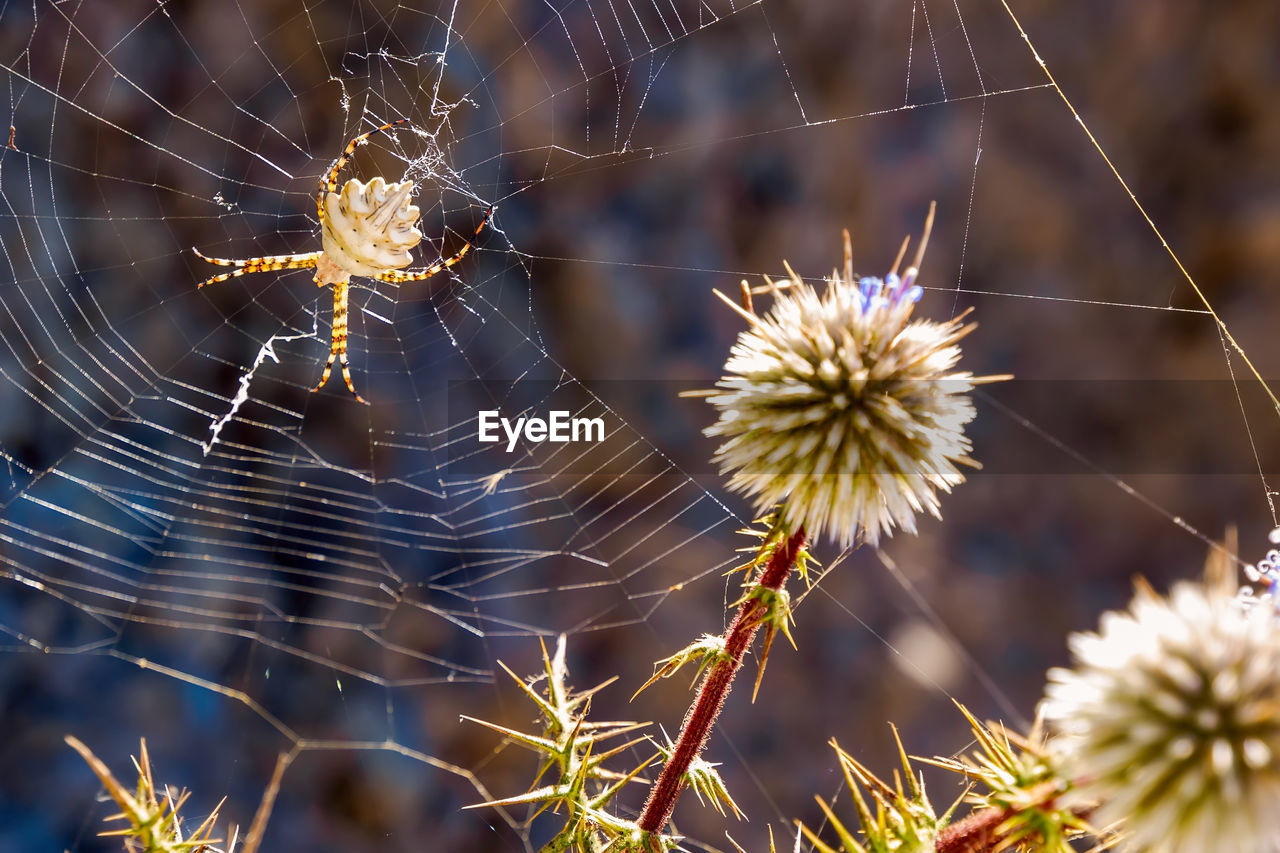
[1041,579,1280,853]
[705,215,981,547]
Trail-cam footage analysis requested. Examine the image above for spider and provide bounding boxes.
[194,119,492,404]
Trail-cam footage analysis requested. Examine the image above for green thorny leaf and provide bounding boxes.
[631,635,730,701]
[799,727,962,853]
[466,635,676,853]
[651,733,742,820]
[731,583,796,702]
[727,512,818,588]
[923,703,1091,853]
[66,736,233,853]
[729,511,816,700]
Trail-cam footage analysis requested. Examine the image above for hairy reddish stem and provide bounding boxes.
[934,805,1008,853]
[636,527,807,837]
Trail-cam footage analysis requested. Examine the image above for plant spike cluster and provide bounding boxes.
[798,727,961,853]
[636,516,814,710]
[720,514,818,699]
[466,635,677,852]
[65,736,233,853]
[798,705,1102,853]
[732,582,795,702]
[651,733,741,819]
[631,634,730,701]
[726,513,818,588]
[925,705,1090,853]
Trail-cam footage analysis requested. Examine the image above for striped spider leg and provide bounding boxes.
[194,118,493,403]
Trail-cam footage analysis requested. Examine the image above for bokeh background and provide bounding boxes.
[2,0,1280,850]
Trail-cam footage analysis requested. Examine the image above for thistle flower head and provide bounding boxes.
[1041,578,1280,852]
[705,209,981,547]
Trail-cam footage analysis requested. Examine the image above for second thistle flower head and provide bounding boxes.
[705,208,982,547]
[1042,577,1280,853]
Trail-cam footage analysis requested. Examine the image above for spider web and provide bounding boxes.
[2,0,1278,850]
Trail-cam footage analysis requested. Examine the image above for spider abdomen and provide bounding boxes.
[320,176,423,278]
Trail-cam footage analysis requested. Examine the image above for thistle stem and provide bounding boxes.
[636,527,807,837]
[934,805,1008,853]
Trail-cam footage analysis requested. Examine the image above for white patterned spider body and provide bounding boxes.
[194,119,492,403]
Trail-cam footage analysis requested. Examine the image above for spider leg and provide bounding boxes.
[372,206,494,284]
[193,249,321,288]
[317,118,412,223]
[312,279,368,404]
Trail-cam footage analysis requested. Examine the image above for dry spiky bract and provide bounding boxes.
[1041,575,1280,853]
[704,212,994,547]
[631,634,729,701]
[66,736,234,853]
[465,635,677,852]
[800,714,1092,853]
[798,729,960,853]
[927,706,1088,853]
[651,734,741,820]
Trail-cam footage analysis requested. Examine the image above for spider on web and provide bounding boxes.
[194,119,493,404]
